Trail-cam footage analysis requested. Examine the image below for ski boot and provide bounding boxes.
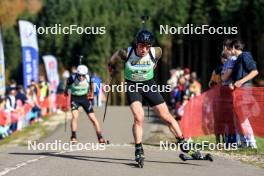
[135,144,144,168]
[70,131,78,144]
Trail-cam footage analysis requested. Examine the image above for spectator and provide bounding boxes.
[167,69,178,90]
[208,53,227,88]
[221,39,237,87]
[92,72,103,107]
[6,79,17,96]
[221,39,238,146]
[39,76,49,102]
[230,40,259,88]
[229,39,259,148]
[71,66,77,74]
[60,68,70,94]
[174,76,187,103]
[173,75,189,117]
[0,97,11,139]
[39,76,49,115]
[30,79,39,95]
[16,85,27,105]
[5,87,17,132]
[183,68,191,97]
[57,80,65,94]
[167,68,182,107]
[62,68,70,84]
[177,95,189,119]
[56,80,67,114]
[189,72,201,97]
[167,67,202,118]
[26,85,42,123]
[183,68,191,82]
[209,52,227,144]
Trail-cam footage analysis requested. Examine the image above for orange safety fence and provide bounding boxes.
[180,85,264,138]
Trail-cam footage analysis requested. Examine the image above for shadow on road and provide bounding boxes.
[9,152,202,168]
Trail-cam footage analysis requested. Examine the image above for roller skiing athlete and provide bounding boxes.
[107,16,213,168]
[64,63,109,144]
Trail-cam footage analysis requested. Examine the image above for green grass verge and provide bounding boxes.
[192,135,264,155]
[192,135,264,168]
[0,116,50,146]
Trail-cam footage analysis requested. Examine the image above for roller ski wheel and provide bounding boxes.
[135,146,144,168]
[205,153,213,162]
[179,153,187,161]
[179,151,213,162]
[136,157,144,168]
[70,137,78,144]
[98,137,110,145]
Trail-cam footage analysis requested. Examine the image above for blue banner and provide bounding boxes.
[19,20,39,90]
[22,46,39,89]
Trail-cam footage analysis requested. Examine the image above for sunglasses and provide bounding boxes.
[78,74,86,78]
[137,43,151,49]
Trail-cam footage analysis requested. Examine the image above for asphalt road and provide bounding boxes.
[0,106,263,176]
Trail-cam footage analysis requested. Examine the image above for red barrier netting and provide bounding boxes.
[55,94,71,110]
[0,94,70,128]
[180,85,264,138]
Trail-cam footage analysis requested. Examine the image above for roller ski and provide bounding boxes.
[176,138,213,162]
[98,137,110,144]
[179,151,213,162]
[97,133,110,144]
[135,144,145,168]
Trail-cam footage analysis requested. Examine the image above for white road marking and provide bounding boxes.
[0,144,136,176]
[0,150,66,176]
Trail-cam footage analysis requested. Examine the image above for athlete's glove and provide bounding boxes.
[64,89,69,97]
[87,92,94,101]
[108,63,116,74]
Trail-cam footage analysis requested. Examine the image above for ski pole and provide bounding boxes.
[140,15,149,29]
[147,104,150,121]
[64,109,67,132]
[103,75,113,123]
[64,92,70,133]
[78,55,83,65]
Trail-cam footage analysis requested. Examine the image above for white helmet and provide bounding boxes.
[77,65,88,75]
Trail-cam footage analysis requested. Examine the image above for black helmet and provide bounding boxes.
[135,29,154,45]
